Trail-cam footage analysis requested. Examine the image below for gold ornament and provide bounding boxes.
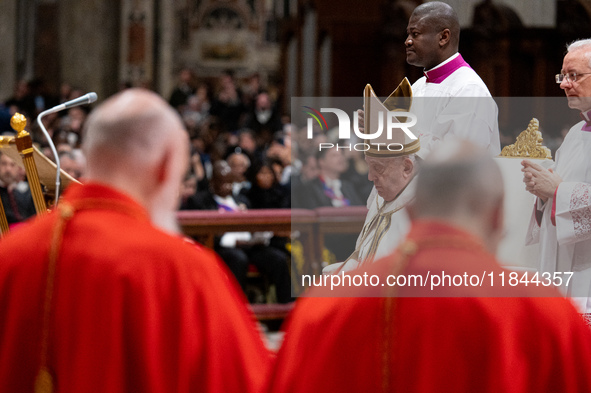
[34,367,54,393]
[10,113,27,134]
[0,136,13,147]
[500,118,552,159]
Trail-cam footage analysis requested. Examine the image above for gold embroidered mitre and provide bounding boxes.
[500,118,552,159]
[363,78,420,157]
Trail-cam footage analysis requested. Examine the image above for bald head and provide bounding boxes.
[411,140,504,252]
[83,88,186,170]
[82,88,189,232]
[412,2,460,47]
[406,1,460,67]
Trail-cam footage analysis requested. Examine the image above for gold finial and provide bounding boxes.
[500,118,552,159]
[0,136,13,147]
[10,113,28,137]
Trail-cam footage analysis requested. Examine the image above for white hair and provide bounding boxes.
[389,153,417,167]
[405,153,417,164]
[567,39,591,52]
[567,39,591,68]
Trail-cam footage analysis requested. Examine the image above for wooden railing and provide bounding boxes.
[176,206,368,276]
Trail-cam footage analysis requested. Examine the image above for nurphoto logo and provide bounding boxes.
[303,106,418,152]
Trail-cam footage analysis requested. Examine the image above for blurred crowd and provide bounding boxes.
[0,69,374,302]
[0,70,375,212]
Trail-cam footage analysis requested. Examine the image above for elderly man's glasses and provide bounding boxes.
[555,72,591,83]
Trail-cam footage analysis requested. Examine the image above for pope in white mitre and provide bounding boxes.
[323,79,421,274]
[523,39,591,312]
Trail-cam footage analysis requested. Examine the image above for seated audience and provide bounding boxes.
[0,152,36,225]
[244,91,282,146]
[238,128,265,165]
[266,132,292,186]
[227,151,252,197]
[168,68,195,111]
[295,148,364,208]
[193,161,292,303]
[343,148,373,202]
[209,70,245,133]
[58,150,84,180]
[242,160,290,209]
[179,173,200,210]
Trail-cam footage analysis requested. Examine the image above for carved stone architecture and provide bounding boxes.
[1,0,591,112]
[0,0,280,103]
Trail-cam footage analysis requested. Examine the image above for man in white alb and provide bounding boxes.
[406,1,500,156]
[523,39,591,313]
[323,2,500,274]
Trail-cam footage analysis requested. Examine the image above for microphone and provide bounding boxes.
[64,92,98,109]
[37,92,98,205]
[43,92,98,115]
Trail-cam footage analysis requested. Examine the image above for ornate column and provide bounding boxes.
[119,0,155,88]
[0,0,18,101]
[58,0,120,100]
[157,0,175,97]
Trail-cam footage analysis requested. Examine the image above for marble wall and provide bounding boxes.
[0,0,18,101]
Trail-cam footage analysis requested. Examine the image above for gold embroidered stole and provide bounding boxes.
[358,199,406,266]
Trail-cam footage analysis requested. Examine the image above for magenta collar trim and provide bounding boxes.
[424,54,471,84]
[580,109,591,131]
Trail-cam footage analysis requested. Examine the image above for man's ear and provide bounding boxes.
[403,157,414,178]
[155,148,173,186]
[439,29,451,47]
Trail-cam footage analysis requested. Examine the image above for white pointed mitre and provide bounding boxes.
[363,78,420,157]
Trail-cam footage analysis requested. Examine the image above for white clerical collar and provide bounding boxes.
[213,194,240,211]
[424,52,460,73]
[324,177,341,189]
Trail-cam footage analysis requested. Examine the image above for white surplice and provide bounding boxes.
[411,54,501,156]
[526,120,591,312]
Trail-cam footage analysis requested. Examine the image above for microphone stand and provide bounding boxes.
[37,109,62,206]
[36,92,98,206]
